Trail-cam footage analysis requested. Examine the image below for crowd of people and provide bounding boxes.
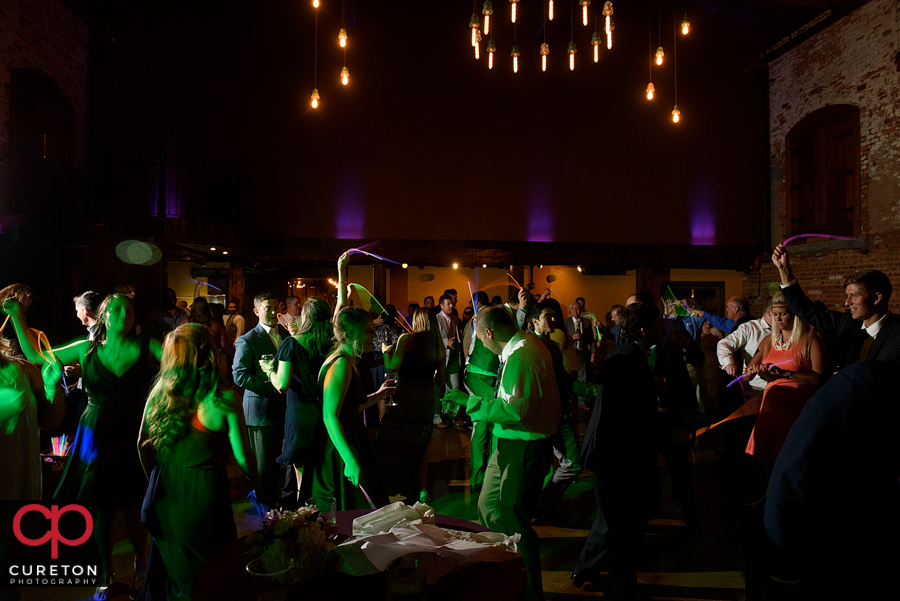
[1,242,898,600]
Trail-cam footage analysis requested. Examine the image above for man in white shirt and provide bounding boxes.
[284,295,302,334]
[442,307,560,601]
[717,297,773,392]
[225,300,247,345]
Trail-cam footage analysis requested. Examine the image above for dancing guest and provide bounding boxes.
[0,335,64,500]
[743,294,824,466]
[137,323,258,601]
[300,307,394,510]
[232,292,290,509]
[188,297,229,379]
[373,307,446,503]
[0,283,40,360]
[3,293,161,600]
[265,297,333,507]
[370,304,404,413]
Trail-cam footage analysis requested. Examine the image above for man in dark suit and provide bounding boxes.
[232,291,290,508]
[752,361,900,600]
[565,301,595,406]
[571,304,661,599]
[772,244,900,379]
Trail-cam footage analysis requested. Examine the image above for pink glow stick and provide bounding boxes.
[782,234,861,246]
[726,358,793,388]
[347,242,402,265]
[507,273,523,290]
[358,484,377,510]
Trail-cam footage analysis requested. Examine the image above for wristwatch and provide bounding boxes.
[783,370,793,379]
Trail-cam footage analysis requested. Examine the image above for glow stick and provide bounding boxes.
[692,395,762,438]
[726,358,793,388]
[352,241,381,253]
[358,484,377,510]
[348,283,410,334]
[782,233,861,246]
[0,314,9,334]
[394,314,413,334]
[547,288,563,301]
[186,279,222,291]
[347,243,402,266]
[506,273,523,290]
[36,331,56,363]
[276,313,292,330]
[467,281,477,337]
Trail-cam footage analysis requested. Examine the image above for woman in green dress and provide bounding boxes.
[137,323,259,600]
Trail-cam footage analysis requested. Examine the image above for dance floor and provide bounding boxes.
[23,416,762,601]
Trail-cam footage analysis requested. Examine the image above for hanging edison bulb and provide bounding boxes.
[338,28,348,47]
[340,67,349,85]
[312,0,319,7]
[475,30,482,59]
[483,1,493,35]
[540,43,549,72]
[682,16,690,35]
[511,45,520,73]
[591,31,600,62]
[568,41,577,71]
[655,46,665,65]
[469,14,480,46]
[510,0,519,24]
[310,89,320,108]
[646,82,655,100]
[549,0,554,20]
[672,105,681,123]
[580,0,591,26]
[603,2,614,49]
[487,39,496,69]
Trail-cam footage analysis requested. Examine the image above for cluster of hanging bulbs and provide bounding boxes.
[309,0,352,110]
[644,0,690,124]
[469,1,614,73]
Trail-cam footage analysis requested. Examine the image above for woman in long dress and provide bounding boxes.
[299,307,395,510]
[137,323,258,601]
[3,293,161,600]
[744,293,824,465]
[265,296,333,507]
[373,308,445,503]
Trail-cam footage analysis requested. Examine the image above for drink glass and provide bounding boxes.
[386,555,427,601]
[385,372,398,407]
[305,496,337,536]
[246,557,294,601]
[260,353,275,373]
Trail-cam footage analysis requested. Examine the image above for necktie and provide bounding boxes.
[493,359,506,398]
[859,330,874,361]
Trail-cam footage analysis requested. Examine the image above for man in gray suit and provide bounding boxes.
[233,291,290,507]
[565,301,595,406]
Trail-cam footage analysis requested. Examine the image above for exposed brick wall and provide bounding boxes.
[753,0,900,317]
[0,0,90,212]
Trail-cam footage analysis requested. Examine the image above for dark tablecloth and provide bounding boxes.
[193,508,526,601]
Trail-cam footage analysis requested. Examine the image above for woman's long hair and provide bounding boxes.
[405,308,444,365]
[769,293,817,365]
[86,294,135,357]
[144,323,219,451]
[296,297,333,359]
[332,307,372,357]
[189,297,212,327]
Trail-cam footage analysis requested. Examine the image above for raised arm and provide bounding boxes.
[333,252,351,323]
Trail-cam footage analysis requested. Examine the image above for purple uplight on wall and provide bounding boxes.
[526,180,555,242]
[689,178,717,246]
[335,171,365,239]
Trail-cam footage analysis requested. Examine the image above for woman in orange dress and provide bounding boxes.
[744,293,824,464]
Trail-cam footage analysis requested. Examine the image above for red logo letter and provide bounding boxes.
[13,504,93,559]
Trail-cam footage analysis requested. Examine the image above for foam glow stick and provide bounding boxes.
[782,233,861,246]
[276,313,292,330]
[186,279,222,291]
[506,273,523,290]
[0,315,9,334]
[36,331,56,363]
[467,281,477,337]
[726,358,793,388]
[692,396,763,438]
[358,484,377,510]
[349,284,412,334]
[347,242,401,265]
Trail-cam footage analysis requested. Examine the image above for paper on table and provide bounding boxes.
[335,502,520,584]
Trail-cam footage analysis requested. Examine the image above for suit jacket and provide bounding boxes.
[578,342,658,479]
[435,310,461,367]
[233,322,290,427]
[564,316,595,354]
[654,317,705,417]
[782,283,900,373]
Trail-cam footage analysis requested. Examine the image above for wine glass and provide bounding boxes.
[385,372,398,407]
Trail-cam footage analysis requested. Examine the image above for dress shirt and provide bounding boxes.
[225,313,246,339]
[717,317,771,390]
[863,311,888,338]
[465,330,561,440]
[260,323,282,350]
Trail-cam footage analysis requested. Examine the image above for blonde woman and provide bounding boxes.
[744,293,824,464]
[300,307,395,510]
[373,308,446,503]
[138,323,258,600]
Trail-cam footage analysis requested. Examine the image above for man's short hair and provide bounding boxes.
[438,294,453,306]
[474,291,490,308]
[629,292,655,306]
[575,297,585,304]
[508,288,520,305]
[763,297,774,313]
[569,302,580,312]
[286,295,300,305]
[73,291,103,315]
[475,306,517,337]
[254,292,277,309]
[443,288,457,296]
[611,304,625,315]
[844,270,892,305]
[731,296,750,314]
[491,295,503,305]
[526,300,555,331]
[424,295,434,304]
